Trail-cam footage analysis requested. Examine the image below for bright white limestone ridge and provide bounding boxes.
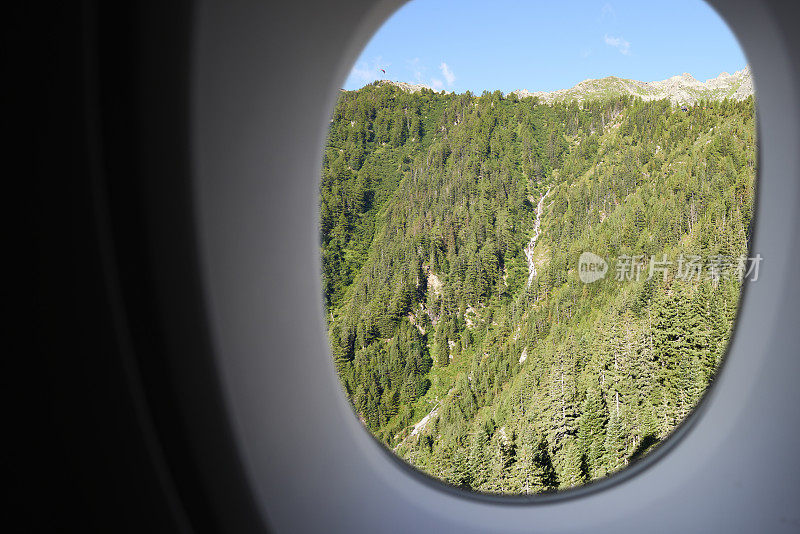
[373,79,452,94]
[508,66,753,105]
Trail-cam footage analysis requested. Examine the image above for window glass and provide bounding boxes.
[321,0,756,494]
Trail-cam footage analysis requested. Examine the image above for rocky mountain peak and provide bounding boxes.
[508,67,753,105]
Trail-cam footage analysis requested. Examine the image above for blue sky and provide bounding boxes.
[344,0,748,94]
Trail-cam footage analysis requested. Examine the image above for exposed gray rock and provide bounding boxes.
[508,66,753,105]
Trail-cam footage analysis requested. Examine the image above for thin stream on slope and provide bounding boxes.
[525,187,550,288]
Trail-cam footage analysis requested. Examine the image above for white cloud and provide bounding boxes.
[349,57,389,85]
[580,47,593,58]
[600,3,616,21]
[401,59,450,91]
[439,62,456,86]
[370,58,454,92]
[350,62,374,84]
[407,57,425,83]
[604,34,631,55]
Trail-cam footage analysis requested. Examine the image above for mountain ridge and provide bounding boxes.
[369,66,752,105]
[510,66,752,105]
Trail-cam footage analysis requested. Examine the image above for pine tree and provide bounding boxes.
[578,387,608,478]
[468,420,491,491]
[603,405,626,474]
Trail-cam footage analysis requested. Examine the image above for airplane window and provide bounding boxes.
[321,0,756,495]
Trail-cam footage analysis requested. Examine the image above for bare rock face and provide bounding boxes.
[508,66,753,105]
[374,79,442,94]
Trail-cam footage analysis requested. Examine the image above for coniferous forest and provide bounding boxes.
[321,81,756,494]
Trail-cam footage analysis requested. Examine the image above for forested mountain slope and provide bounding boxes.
[321,81,756,493]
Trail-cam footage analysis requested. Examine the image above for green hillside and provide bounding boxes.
[321,81,756,494]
